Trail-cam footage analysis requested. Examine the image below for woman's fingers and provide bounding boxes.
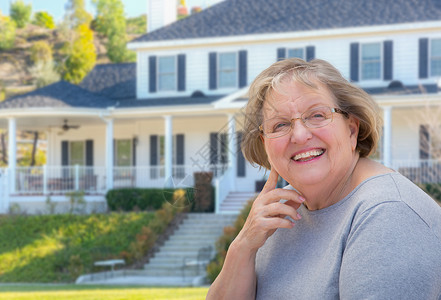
[261,168,280,194]
[262,202,302,221]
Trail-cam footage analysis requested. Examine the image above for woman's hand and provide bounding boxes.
[235,168,305,252]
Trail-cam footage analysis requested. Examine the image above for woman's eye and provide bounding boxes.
[273,122,289,131]
[308,112,326,119]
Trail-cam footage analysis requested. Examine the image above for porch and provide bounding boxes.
[1,159,441,215]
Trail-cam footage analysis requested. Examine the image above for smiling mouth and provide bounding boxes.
[292,149,325,162]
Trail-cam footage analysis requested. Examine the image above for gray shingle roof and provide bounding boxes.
[133,0,441,43]
[79,63,136,100]
[0,81,114,109]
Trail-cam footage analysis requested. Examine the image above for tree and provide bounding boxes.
[61,24,96,84]
[10,0,32,28]
[92,0,135,63]
[60,0,96,84]
[64,0,92,29]
[32,11,55,29]
[0,11,16,50]
[30,41,53,64]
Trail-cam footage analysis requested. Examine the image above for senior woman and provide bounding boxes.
[206,58,441,299]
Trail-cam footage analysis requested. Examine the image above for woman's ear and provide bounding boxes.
[348,116,359,151]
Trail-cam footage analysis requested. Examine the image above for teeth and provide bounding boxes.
[293,150,324,161]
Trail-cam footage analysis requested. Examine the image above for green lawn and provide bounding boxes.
[0,284,209,300]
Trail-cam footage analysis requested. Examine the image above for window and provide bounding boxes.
[287,48,304,59]
[218,52,237,88]
[69,141,85,165]
[430,38,441,77]
[115,139,132,167]
[158,56,176,91]
[361,43,381,80]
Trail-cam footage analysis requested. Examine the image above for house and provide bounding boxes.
[1,0,441,214]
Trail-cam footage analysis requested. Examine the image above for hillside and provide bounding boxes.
[0,24,110,100]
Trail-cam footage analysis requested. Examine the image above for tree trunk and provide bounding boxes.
[30,131,39,166]
[0,132,7,164]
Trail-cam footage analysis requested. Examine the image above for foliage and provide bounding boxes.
[0,212,155,282]
[10,0,32,29]
[418,183,441,203]
[30,40,53,64]
[106,187,194,212]
[28,60,60,88]
[66,190,86,214]
[0,285,209,300]
[61,23,96,84]
[64,0,92,30]
[206,198,254,283]
[126,14,146,35]
[0,13,16,50]
[92,0,135,63]
[32,11,55,29]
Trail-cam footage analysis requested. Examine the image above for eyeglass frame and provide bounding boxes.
[259,106,349,139]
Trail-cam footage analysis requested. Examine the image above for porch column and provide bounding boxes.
[383,106,392,168]
[105,118,114,190]
[8,118,16,193]
[164,115,173,188]
[228,114,237,190]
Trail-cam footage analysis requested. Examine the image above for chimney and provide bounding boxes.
[148,0,177,33]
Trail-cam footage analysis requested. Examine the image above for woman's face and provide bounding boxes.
[261,79,359,188]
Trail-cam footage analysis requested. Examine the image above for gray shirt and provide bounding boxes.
[255,173,441,299]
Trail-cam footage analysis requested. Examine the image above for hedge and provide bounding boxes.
[106,187,214,212]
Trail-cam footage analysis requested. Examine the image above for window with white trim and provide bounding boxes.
[115,139,132,167]
[361,43,381,80]
[69,141,85,165]
[158,56,176,91]
[430,38,441,77]
[287,48,304,59]
[218,52,237,88]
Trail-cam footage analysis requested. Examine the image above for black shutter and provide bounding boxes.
[239,50,247,88]
[220,133,228,164]
[177,54,186,91]
[419,38,429,79]
[176,134,184,165]
[350,43,359,82]
[237,132,246,177]
[306,46,315,61]
[149,56,157,93]
[277,48,286,61]
[383,40,393,80]
[209,132,218,164]
[86,140,93,166]
[132,138,137,166]
[150,135,158,165]
[419,125,430,159]
[209,52,217,90]
[61,141,69,166]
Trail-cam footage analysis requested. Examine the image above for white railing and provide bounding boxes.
[392,159,441,184]
[215,164,236,214]
[12,164,229,195]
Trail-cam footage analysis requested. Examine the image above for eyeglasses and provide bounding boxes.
[259,106,348,139]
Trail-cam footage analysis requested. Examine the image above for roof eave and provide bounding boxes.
[128,20,441,51]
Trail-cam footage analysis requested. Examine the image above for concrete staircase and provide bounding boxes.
[142,213,238,281]
[219,192,256,213]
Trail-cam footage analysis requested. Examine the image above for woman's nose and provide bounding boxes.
[289,119,312,144]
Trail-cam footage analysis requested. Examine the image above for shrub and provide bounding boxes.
[10,0,32,29]
[32,11,55,29]
[30,41,53,64]
[206,198,254,283]
[106,187,195,212]
[0,14,16,50]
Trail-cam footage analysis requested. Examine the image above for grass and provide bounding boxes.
[0,284,209,300]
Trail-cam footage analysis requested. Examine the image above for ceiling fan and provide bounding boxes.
[60,119,80,132]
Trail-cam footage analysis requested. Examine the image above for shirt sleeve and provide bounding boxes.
[339,201,441,300]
